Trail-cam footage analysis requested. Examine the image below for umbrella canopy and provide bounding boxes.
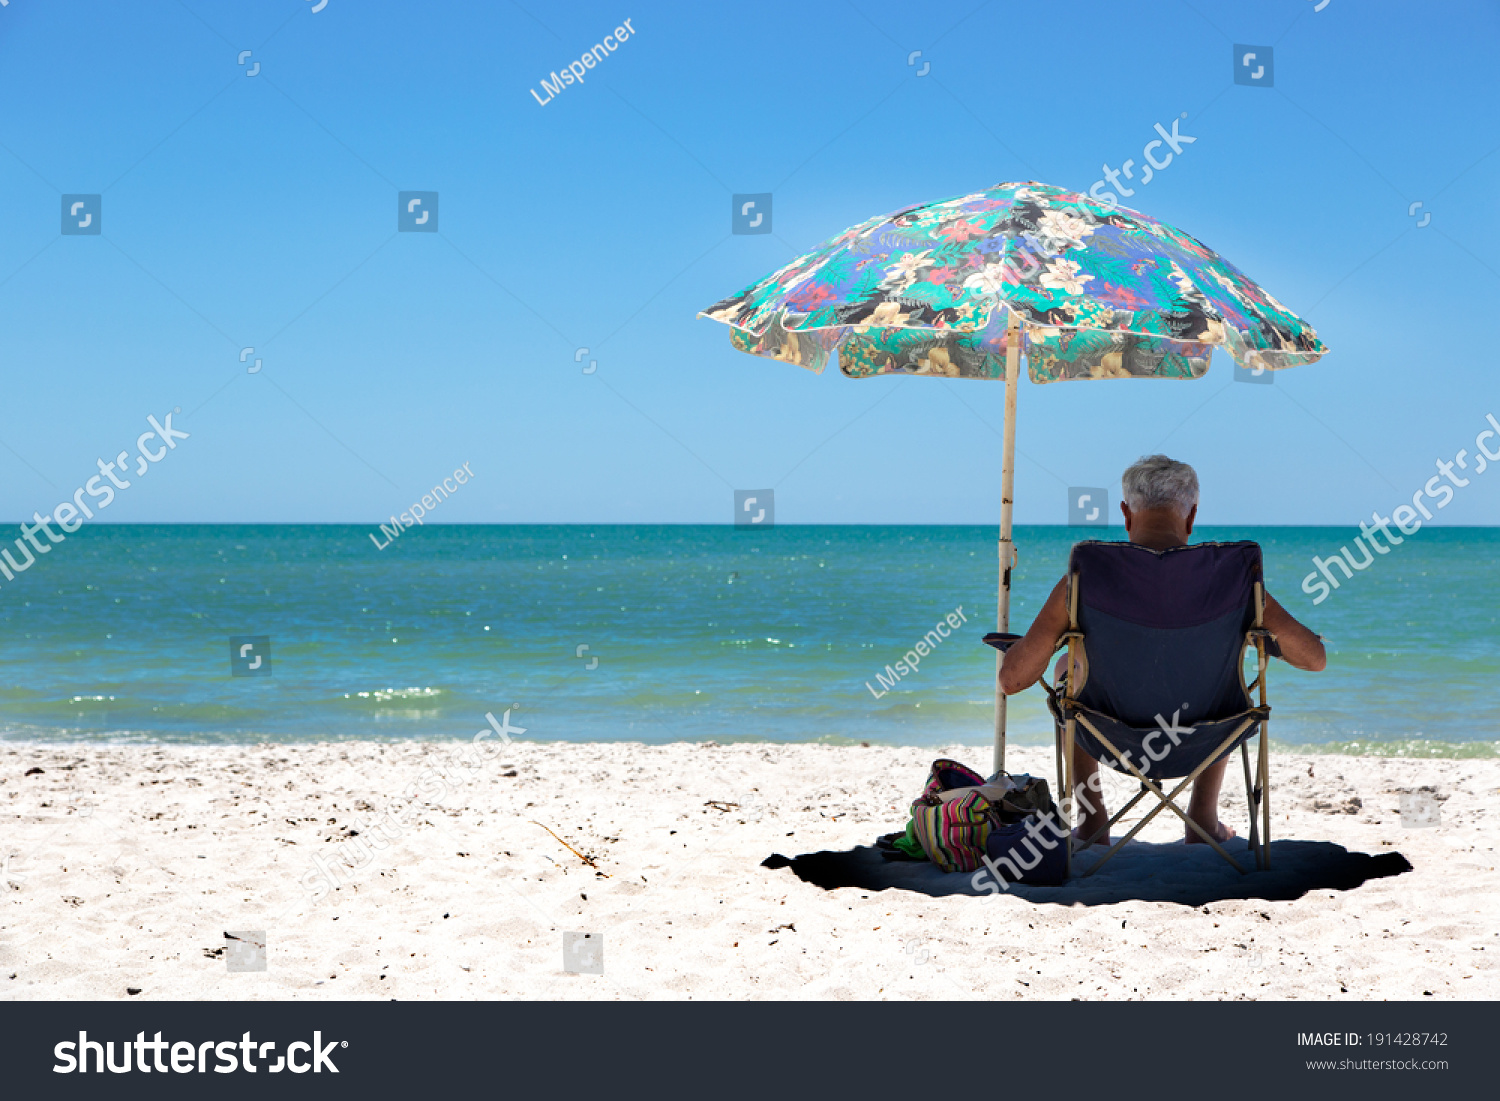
[699,180,1326,772]
[701,180,1326,382]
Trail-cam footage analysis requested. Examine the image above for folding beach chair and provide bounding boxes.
[1007,541,1274,878]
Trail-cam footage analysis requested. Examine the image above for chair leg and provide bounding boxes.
[1093,770,1245,875]
[1259,726,1272,871]
[1241,740,1260,868]
[1088,784,1151,848]
[1063,717,1076,879]
[1083,780,1190,876]
[1054,723,1065,831]
[1079,716,1254,876]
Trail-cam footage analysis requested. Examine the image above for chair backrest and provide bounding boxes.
[1067,541,1262,727]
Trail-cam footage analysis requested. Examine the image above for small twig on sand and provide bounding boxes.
[705,800,740,813]
[531,821,610,876]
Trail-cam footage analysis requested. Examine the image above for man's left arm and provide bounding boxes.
[998,577,1071,695]
[1263,592,1326,672]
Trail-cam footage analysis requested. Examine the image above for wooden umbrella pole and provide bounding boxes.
[993,310,1022,776]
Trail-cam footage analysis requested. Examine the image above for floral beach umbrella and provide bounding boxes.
[699,180,1327,771]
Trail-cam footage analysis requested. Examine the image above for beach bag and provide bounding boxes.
[909,759,1065,882]
[984,773,1066,886]
[984,814,1068,887]
[908,759,1003,873]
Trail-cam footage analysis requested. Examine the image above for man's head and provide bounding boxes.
[1120,454,1198,547]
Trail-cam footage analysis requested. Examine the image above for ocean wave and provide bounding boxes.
[342,687,444,703]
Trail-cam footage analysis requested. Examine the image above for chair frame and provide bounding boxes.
[1045,569,1274,879]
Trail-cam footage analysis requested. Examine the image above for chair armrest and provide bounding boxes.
[982,632,1024,653]
[1248,629,1284,660]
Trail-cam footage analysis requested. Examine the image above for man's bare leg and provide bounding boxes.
[1070,739,1110,846]
[1185,757,1236,844]
[1050,655,1110,847]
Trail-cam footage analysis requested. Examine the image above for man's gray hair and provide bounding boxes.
[1121,454,1199,514]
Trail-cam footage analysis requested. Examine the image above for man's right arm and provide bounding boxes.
[1263,592,1326,672]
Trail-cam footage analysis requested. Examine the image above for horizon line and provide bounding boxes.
[3,521,1498,530]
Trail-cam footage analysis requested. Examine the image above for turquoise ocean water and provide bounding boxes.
[0,525,1495,754]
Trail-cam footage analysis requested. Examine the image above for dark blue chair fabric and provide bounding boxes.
[1054,541,1266,780]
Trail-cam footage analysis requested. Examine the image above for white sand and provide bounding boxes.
[2,741,1496,1000]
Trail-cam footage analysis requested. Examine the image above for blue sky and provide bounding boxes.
[1,0,1496,526]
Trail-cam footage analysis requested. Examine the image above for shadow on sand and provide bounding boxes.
[762,838,1412,907]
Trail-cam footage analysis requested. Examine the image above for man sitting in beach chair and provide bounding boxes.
[997,455,1325,875]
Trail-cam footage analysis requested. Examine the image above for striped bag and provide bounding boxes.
[909,759,997,873]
